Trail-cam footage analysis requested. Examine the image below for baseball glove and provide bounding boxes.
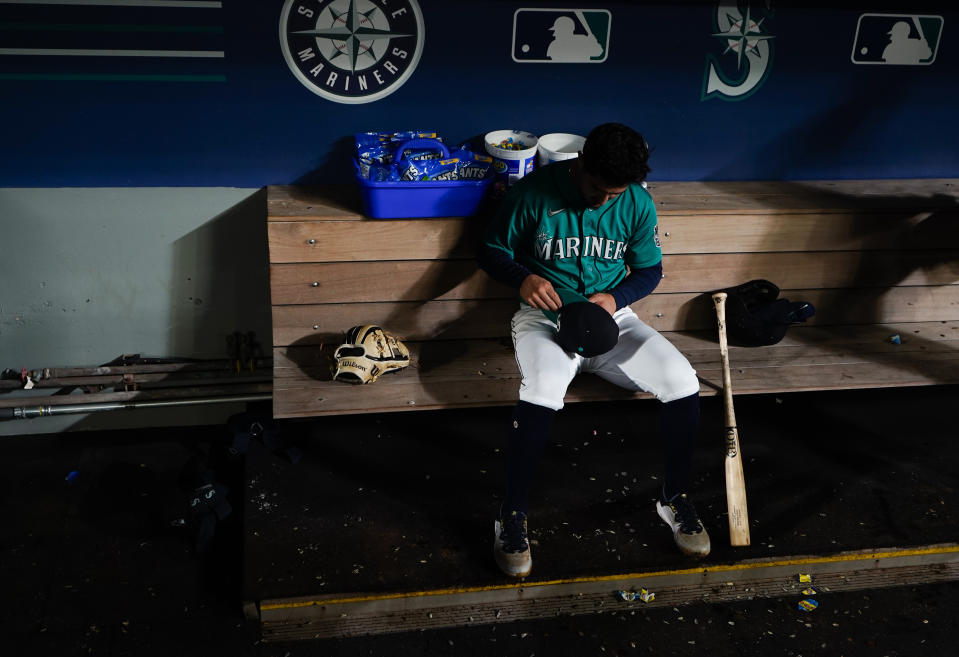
[332,325,411,384]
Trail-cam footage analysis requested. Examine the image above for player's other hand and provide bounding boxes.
[588,292,616,316]
[520,274,562,311]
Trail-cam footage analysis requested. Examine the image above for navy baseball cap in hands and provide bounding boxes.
[545,289,619,358]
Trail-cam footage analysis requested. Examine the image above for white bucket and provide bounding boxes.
[484,130,539,190]
[537,133,585,167]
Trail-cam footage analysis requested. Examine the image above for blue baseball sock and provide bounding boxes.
[502,401,556,515]
[660,392,700,501]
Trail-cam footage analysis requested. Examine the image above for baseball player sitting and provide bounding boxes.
[478,123,710,578]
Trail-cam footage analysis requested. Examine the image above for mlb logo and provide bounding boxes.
[512,9,611,63]
[851,14,944,65]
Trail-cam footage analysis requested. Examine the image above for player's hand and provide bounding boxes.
[588,292,616,316]
[520,274,562,311]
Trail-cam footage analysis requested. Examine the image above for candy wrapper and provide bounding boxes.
[355,131,440,150]
[617,588,655,603]
[798,599,819,612]
[457,158,493,180]
[390,131,441,144]
[354,132,392,150]
[493,136,530,151]
[357,144,394,179]
[396,145,445,163]
[355,131,443,179]
[369,163,401,182]
[449,147,494,180]
[400,157,461,182]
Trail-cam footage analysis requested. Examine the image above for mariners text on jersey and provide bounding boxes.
[535,236,630,261]
[483,161,662,297]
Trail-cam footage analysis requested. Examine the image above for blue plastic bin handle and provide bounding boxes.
[394,138,451,163]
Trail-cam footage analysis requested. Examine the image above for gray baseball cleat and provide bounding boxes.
[656,492,711,558]
[493,510,532,578]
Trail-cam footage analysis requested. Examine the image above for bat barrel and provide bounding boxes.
[712,292,736,428]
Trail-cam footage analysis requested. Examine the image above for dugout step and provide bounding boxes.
[256,543,959,641]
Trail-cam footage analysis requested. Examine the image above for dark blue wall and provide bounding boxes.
[2,1,956,186]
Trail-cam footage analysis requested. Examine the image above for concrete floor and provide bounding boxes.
[4,385,959,655]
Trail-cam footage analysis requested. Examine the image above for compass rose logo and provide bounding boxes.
[280,0,425,104]
[702,2,775,102]
[715,7,772,66]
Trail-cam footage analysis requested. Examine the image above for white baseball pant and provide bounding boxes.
[510,304,700,411]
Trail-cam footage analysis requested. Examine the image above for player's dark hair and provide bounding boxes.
[580,123,651,186]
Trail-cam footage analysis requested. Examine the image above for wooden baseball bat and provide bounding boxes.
[712,292,751,546]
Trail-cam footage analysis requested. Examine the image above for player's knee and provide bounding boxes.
[659,361,699,401]
[518,373,570,411]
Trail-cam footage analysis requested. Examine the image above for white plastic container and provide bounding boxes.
[484,130,538,189]
[537,132,585,167]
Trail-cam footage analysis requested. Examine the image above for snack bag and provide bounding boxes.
[399,157,460,181]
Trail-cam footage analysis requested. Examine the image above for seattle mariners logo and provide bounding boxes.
[279,0,425,104]
[702,1,775,101]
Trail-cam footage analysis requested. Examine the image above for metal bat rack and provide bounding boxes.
[1,355,272,421]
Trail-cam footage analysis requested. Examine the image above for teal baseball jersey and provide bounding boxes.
[483,161,662,296]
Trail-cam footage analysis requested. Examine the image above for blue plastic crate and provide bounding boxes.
[354,136,492,219]
[355,169,492,219]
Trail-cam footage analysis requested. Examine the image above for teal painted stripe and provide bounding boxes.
[0,47,223,56]
[0,72,226,81]
[0,22,224,33]
[0,1,222,8]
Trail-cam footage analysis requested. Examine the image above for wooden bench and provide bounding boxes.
[267,180,959,420]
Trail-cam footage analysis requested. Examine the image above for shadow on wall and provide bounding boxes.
[704,78,904,183]
[168,188,272,359]
[680,82,959,384]
[293,136,356,185]
[47,188,274,435]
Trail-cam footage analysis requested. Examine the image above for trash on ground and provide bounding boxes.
[798,598,819,612]
[618,588,655,603]
[802,587,819,596]
[798,573,813,583]
[889,334,902,345]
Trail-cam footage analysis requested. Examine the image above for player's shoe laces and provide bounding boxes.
[656,492,711,558]
[493,510,532,578]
